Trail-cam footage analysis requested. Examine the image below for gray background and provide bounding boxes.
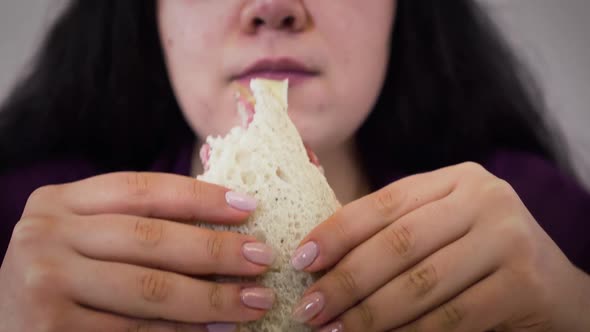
[1,0,589,188]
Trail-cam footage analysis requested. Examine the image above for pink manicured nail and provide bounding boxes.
[225,191,257,212]
[319,322,344,332]
[291,241,319,270]
[292,291,325,323]
[242,242,276,266]
[241,287,275,310]
[206,323,236,332]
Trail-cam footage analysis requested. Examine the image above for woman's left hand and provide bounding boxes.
[290,162,590,332]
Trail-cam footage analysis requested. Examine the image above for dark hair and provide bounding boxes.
[358,1,569,188]
[0,0,568,189]
[0,1,192,172]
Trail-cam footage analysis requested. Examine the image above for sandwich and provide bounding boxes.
[197,79,341,331]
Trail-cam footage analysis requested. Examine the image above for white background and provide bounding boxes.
[1,0,588,188]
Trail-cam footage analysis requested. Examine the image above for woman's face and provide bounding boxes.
[157,0,396,152]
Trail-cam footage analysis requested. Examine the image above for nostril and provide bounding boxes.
[282,16,295,28]
[253,17,265,27]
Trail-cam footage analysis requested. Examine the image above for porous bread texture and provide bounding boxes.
[197,79,341,331]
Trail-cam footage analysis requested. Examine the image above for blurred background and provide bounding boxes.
[0,0,589,188]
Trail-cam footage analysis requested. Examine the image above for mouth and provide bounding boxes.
[233,57,319,86]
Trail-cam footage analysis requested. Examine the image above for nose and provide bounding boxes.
[240,0,310,33]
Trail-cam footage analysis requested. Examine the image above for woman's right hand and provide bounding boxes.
[0,172,275,332]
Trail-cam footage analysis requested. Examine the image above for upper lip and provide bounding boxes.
[234,57,318,79]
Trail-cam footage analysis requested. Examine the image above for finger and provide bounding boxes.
[390,271,519,332]
[64,214,275,276]
[299,191,476,326]
[295,163,490,272]
[63,304,209,332]
[66,259,273,323]
[50,172,254,224]
[321,226,499,331]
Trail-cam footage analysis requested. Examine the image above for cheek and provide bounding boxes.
[158,1,236,138]
[312,3,394,142]
[159,7,224,76]
[159,0,224,48]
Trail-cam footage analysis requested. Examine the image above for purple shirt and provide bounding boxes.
[1,141,589,273]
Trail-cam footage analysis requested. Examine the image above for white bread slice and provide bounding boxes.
[197,79,341,331]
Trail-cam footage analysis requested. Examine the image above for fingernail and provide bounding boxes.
[319,322,344,332]
[292,291,325,323]
[241,287,275,310]
[206,323,236,332]
[291,241,319,270]
[225,191,257,212]
[242,242,276,266]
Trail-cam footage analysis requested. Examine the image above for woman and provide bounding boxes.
[0,0,589,331]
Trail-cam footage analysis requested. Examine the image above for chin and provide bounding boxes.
[287,109,348,149]
[295,126,349,156]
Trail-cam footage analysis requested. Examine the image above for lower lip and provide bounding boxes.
[236,71,316,87]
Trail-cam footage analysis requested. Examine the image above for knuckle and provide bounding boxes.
[125,172,151,197]
[381,224,414,257]
[355,301,376,329]
[126,321,152,332]
[524,274,550,308]
[459,161,487,176]
[438,303,464,330]
[332,268,360,299]
[522,265,547,294]
[508,221,532,247]
[206,232,225,261]
[333,218,352,244]
[483,179,518,203]
[496,217,536,258]
[373,185,405,219]
[133,218,164,247]
[138,270,171,303]
[207,283,225,313]
[126,321,183,332]
[126,322,145,332]
[190,179,206,201]
[12,217,57,249]
[26,185,60,206]
[171,323,188,332]
[24,260,64,294]
[402,323,421,332]
[187,180,207,221]
[408,263,438,298]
